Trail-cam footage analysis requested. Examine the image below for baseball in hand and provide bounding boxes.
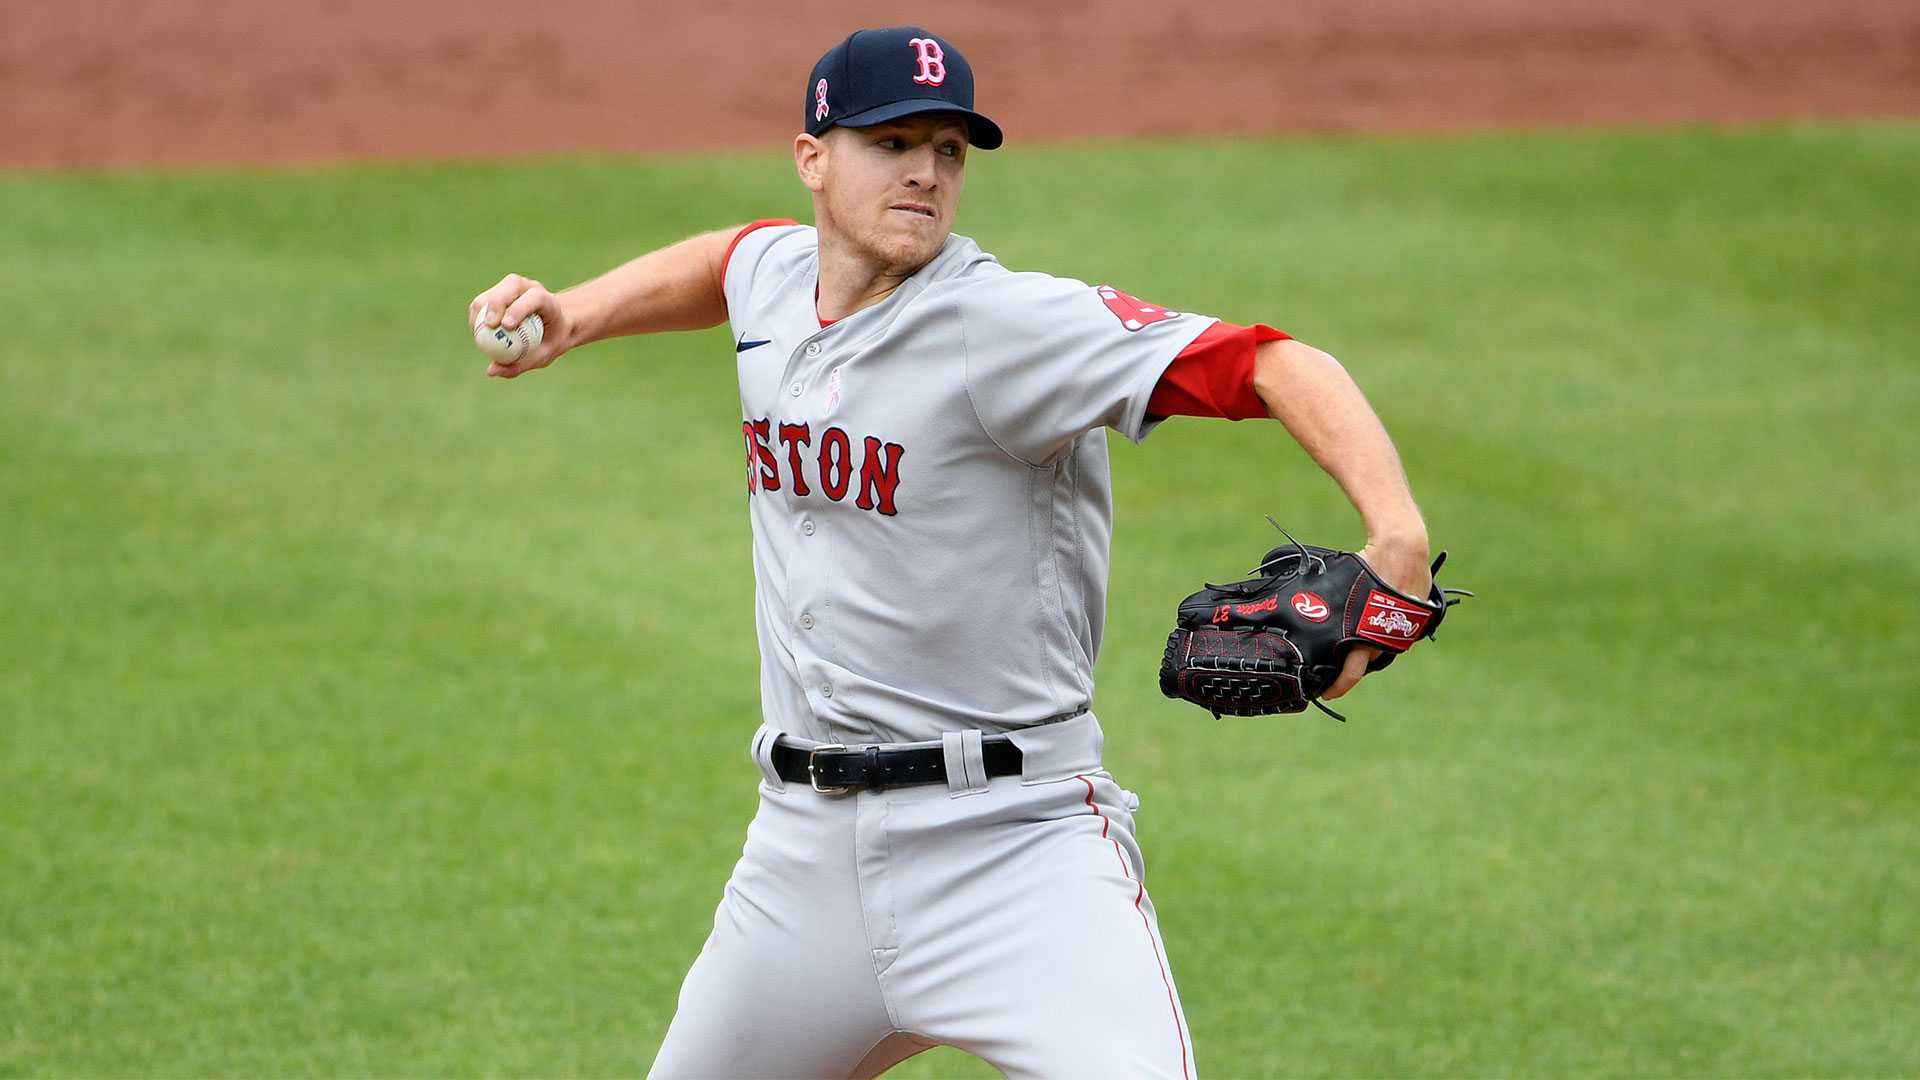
[474,310,544,364]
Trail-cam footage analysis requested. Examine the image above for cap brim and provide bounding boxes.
[833,99,1004,150]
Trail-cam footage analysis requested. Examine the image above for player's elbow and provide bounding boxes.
[1252,338,1341,413]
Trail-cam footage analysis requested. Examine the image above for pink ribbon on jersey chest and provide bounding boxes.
[824,365,844,412]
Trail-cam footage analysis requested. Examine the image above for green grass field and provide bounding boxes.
[4,123,1917,1077]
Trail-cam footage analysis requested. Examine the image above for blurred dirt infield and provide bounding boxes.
[7,0,1917,168]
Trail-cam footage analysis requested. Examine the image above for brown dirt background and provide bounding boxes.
[4,0,1916,170]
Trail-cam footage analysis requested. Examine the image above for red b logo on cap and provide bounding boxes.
[908,38,947,86]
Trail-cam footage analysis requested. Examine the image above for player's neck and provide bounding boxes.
[814,231,917,324]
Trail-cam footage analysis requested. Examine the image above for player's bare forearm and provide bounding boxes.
[468,227,738,378]
[1252,339,1428,559]
[558,227,737,345]
[1254,338,1431,698]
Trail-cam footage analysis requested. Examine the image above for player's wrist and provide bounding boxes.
[1357,523,1433,606]
[551,289,592,351]
[1362,515,1428,555]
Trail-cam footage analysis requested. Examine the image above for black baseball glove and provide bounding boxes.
[1158,521,1470,721]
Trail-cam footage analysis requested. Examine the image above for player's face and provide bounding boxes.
[816,117,968,272]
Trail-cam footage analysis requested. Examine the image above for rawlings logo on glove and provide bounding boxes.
[1359,593,1429,644]
[1158,521,1471,721]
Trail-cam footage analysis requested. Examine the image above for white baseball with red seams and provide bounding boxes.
[473,310,543,363]
[646,222,1211,1078]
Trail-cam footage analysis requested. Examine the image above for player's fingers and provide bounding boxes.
[474,274,532,329]
[500,283,550,330]
[1322,646,1376,700]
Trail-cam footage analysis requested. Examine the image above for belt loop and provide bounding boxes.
[751,725,787,792]
[943,730,989,798]
[864,746,884,792]
[1007,711,1103,785]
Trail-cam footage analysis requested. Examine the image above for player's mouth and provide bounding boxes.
[889,202,937,220]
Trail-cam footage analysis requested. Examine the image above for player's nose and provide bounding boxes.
[901,145,938,189]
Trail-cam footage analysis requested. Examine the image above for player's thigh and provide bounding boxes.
[648,786,894,1079]
[896,772,1196,1079]
[648,925,895,1079]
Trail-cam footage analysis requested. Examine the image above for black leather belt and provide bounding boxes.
[772,737,1023,793]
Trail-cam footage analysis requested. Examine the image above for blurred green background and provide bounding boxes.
[4,123,1917,1076]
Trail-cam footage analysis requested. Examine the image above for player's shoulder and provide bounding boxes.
[737,220,817,269]
[919,242,1110,323]
[918,234,1086,303]
[724,221,817,300]
[917,242,1215,345]
[913,232,999,285]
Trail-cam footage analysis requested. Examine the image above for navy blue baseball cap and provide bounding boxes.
[804,27,1004,150]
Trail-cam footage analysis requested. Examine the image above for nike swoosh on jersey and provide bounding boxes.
[736,337,772,352]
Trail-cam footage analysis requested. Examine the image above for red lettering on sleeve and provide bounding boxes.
[1095,285,1181,331]
[1146,321,1291,421]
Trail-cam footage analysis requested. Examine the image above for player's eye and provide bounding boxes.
[876,137,903,150]
[938,143,962,158]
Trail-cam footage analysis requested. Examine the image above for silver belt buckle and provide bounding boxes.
[807,743,850,795]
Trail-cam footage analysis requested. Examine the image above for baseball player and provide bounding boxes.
[468,26,1432,1079]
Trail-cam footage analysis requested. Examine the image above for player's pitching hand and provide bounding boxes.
[469,274,572,379]
[1323,534,1433,700]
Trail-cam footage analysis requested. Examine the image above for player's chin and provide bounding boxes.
[878,218,948,264]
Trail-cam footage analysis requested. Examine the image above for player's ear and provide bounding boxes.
[794,133,828,193]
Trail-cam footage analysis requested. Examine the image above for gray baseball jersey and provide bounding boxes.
[650,223,1219,1079]
[724,223,1217,745]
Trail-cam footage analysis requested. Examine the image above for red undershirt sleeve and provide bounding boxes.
[1145,320,1292,420]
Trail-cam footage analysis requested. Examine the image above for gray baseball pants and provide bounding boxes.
[646,713,1196,1079]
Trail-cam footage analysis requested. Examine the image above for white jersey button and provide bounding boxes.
[819,683,833,699]
[799,613,815,631]
[789,381,803,397]
[805,342,822,357]
[800,519,815,536]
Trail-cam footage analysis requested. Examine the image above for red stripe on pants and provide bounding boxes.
[1078,775,1191,1080]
